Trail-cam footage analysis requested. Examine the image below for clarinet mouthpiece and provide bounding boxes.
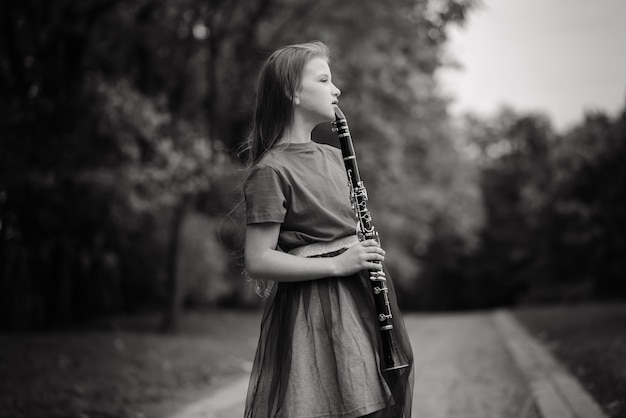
[334,106,345,120]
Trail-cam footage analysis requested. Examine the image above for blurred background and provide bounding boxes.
[2,1,626,417]
[1,0,625,331]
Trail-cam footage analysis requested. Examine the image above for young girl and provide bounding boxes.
[243,41,414,418]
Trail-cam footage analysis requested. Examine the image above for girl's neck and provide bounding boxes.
[279,113,315,145]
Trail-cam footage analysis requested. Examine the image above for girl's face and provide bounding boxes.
[295,57,341,124]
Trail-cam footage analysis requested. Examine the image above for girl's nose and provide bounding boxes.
[333,83,341,97]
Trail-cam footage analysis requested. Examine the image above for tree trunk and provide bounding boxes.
[47,236,74,328]
[160,195,191,333]
[0,193,6,325]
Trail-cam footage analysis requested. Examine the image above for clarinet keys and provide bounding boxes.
[373,285,389,294]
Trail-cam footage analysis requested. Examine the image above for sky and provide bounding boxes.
[437,0,626,132]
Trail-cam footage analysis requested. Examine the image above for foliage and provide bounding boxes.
[0,0,484,327]
[549,109,626,299]
[456,104,626,307]
[1,0,623,325]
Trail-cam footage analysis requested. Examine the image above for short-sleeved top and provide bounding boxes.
[244,141,356,252]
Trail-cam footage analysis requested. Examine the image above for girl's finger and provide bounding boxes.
[367,246,385,254]
[365,253,384,262]
[361,239,379,247]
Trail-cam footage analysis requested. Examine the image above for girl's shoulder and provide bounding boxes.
[254,148,286,172]
[251,141,342,174]
[246,151,288,183]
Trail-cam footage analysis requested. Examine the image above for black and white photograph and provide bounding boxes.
[1,1,624,417]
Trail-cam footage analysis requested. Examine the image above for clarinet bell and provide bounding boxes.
[381,328,410,372]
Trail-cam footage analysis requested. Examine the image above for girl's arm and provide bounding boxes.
[245,223,385,282]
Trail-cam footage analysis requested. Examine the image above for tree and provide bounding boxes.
[550,108,626,299]
[1,0,483,328]
[458,102,626,306]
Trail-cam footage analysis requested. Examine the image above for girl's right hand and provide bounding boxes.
[332,239,385,276]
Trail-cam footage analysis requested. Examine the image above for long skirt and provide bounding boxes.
[244,265,414,418]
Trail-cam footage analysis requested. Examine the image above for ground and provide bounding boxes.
[0,303,624,418]
[514,303,626,418]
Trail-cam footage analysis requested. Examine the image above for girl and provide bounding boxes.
[243,41,414,418]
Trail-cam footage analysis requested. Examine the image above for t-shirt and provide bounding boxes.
[244,141,357,252]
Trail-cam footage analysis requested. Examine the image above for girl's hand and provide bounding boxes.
[332,239,385,276]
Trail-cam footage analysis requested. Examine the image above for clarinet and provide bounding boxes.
[333,106,409,372]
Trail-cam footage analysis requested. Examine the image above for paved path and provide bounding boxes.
[407,312,539,418]
[169,311,604,418]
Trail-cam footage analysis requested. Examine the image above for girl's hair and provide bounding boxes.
[244,41,329,166]
[242,41,330,298]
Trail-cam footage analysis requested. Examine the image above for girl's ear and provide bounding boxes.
[285,88,299,105]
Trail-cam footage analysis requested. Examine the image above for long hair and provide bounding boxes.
[245,41,329,166]
[241,41,330,298]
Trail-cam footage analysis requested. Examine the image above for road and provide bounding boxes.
[171,311,604,418]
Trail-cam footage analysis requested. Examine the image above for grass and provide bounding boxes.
[0,309,262,418]
[514,303,626,418]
